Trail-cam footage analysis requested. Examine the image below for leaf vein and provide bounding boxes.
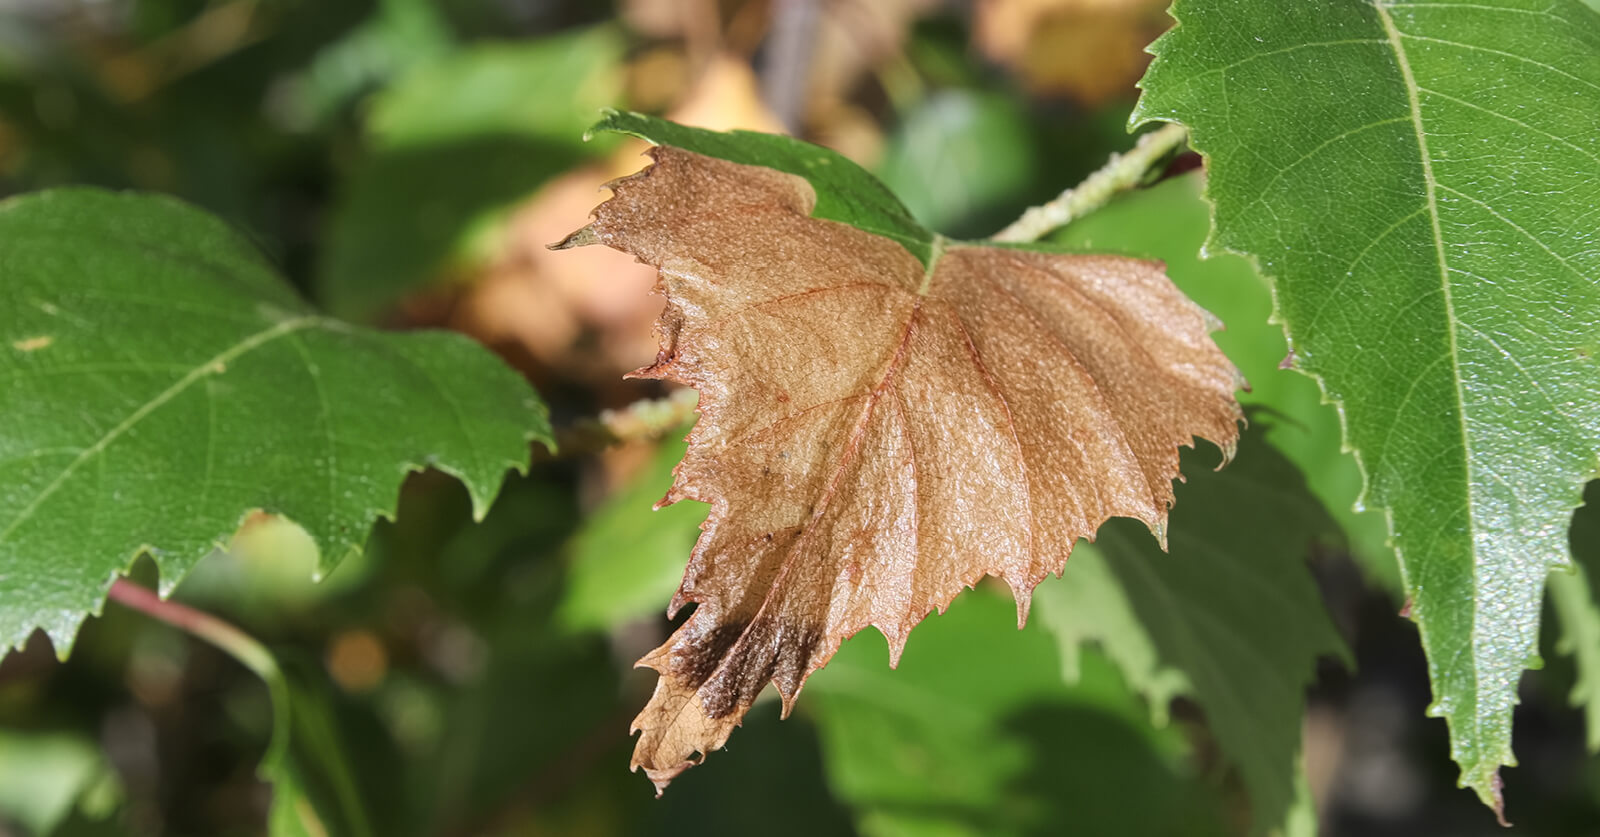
[0,316,321,546]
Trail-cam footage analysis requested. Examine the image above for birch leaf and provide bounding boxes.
[556,115,1243,791]
[1135,0,1600,815]
[0,189,548,654]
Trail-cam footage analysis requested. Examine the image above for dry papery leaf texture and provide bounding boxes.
[556,146,1243,792]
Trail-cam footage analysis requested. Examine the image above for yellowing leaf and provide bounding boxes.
[558,134,1241,792]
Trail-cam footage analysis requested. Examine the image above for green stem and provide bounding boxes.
[108,578,367,835]
[107,578,277,680]
[991,122,1191,243]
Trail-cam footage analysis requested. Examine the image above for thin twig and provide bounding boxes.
[991,122,1191,243]
[760,0,822,134]
[550,388,699,459]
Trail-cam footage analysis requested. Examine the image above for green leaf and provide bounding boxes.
[877,90,1036,237]
[1035,429,1346,835]
[557,434,705,633]
[319,26,623,319]
[1050,173,1396,591]
[0,728,121,835]
[274,0,456,131]
[1136,0,1600,812]
[806,588,1231,837]
[588,109,936,265]
[261,657,375,837]
[0,188,548,654]
[1550,483,1600,751]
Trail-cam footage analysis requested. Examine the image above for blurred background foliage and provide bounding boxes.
[1,0,1599,835]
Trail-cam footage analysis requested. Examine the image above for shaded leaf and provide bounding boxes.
[877,89,1035,237]
[558,434,705,634]
[262,657,375,837]
[806,588,1230,837]
[557,116,1242,790]
[273,0,455,131]
[0,189,548,653]
[1549,482,1600,751]
[1136,0,1600,813]
[319,27,623,319]
[1036,428,1346,834]
[0,728,121,835]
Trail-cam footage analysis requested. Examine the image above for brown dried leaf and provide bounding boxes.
[557,147,1243,792]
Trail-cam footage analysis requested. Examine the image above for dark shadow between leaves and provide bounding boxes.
[318,135,589,321]
[999,703,1228,837]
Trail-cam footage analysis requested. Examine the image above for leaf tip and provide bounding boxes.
[1010,583,1033,629]
[884,626,909,669]
[1485,770,1510,827]
[631,759,689,798]
[581,106,625,143]
[551,225,602,251]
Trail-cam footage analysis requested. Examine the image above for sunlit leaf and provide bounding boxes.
[1136,0,1600,814]
[0,189,548,653]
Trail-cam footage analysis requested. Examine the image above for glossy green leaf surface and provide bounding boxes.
[320,26,622,319]
[1137,0,1600,811]
[589,110,936,264]
[0,189,548,654]
[1036,429,1345,834]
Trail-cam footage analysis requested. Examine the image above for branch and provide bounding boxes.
[991,122,1191,243]
[550,388,699,458]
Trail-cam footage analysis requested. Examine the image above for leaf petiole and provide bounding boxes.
[107,578,367,835]
[107,578,277,680]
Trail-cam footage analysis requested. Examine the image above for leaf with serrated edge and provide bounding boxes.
[1038,428,1346,834]
[1135,0,1600,817]
[1051,174,1397,592]
[0,189,549,655]
[556,115,1242,792]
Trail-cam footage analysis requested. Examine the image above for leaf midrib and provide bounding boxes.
[0,315,323,547]
[1374,0,1482,756]
[684,242,942,706]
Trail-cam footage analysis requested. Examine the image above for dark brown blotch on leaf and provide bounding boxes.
[555,146,1244,793]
